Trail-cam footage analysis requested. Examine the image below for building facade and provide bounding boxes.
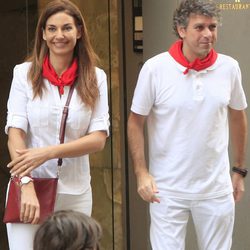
[0,0,249,249]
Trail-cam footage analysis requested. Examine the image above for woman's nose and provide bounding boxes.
[55,29,64,38]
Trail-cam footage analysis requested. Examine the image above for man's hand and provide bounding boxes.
[137,171,160,203]
[231,172,245,202]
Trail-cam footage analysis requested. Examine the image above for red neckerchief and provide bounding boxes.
[168,40,218,74]
[42,55,78,95]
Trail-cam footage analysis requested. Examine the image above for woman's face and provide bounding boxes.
[43,12,81,59]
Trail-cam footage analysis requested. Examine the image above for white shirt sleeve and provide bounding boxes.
[87,68,110,136]
[229,61,247,110]
[131,61,156,116]
[5,64,29,134]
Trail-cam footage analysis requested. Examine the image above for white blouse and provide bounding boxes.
[5,62,110,195]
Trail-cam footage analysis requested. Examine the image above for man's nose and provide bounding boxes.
[203,27,212,37]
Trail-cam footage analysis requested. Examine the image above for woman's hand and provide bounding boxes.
[8,147,51,177]
[20,182,40,224]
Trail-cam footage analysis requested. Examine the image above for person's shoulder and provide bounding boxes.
[146,52,169,64]
[143,52,170,70]
[217,53,239,67]
[14,61,32,73]
[95,66,105,75]
[95,67,107,85]
[95,67,106,78]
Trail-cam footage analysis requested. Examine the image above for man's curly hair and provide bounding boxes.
[173,0,221,38]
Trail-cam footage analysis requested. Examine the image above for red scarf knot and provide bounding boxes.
[168,40,218,75]
[42,55,78,95]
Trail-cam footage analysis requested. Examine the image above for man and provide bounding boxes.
[127,0,248,249]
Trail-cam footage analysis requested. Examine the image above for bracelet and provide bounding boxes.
[232,166,248,178]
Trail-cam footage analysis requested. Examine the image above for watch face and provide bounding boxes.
[21,176,32,184]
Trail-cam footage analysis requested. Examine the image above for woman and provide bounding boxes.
[5,0,109,249]
[34,210,102,250]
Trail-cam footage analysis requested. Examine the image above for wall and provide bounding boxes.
[216,3,250,249]
[122,0,149,249]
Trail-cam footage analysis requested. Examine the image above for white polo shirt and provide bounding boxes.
[131,52,247,200]
[5,62,109,195]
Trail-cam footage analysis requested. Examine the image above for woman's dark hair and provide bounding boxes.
[34,210,102,250]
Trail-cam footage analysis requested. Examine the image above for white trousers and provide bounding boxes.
[6,187,92,250]
[150,194,235,250]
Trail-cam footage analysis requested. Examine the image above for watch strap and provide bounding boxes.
[232,166,248,178]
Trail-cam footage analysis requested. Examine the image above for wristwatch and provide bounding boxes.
[232,166,248,178]
[20,176,33,186]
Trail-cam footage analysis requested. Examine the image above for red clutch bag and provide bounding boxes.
[3,177,58,224]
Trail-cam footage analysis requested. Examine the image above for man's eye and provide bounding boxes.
[209,25,217,31]
[195,26,203,31]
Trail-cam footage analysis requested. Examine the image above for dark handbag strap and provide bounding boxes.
[57,85,75,173]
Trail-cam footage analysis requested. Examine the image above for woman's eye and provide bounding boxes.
[65,26,72,31]
[48,27,56,32]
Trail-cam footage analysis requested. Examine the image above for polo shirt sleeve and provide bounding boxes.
[5,64,29,134]
[229,62,247,110]
[87,68,110,136]
[131,61,156,116]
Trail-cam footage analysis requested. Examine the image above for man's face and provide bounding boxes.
[177,14,218,62]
